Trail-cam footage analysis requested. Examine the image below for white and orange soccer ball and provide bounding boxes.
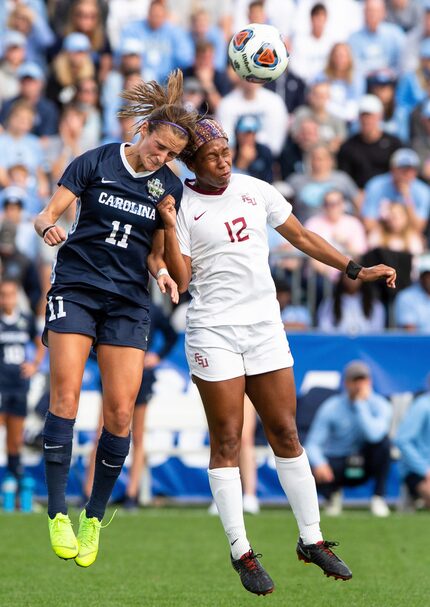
[228,23,289,84]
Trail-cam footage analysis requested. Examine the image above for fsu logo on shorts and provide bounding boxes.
[242,194,257,206]
[194,353,209,368]
[147,178,165,199]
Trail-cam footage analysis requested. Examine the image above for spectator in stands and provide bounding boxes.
[367,201,424,256]
[304,189,368,282]
[0,187,39,260]
[0,278,45,508]
[0,62,59,138]
[188,8,226,71]
[291,78,347,154]
[183,40,232,115]
[266,66,306,116]
[52,0,112,81]
[337,94,402,192]
[216,79,288,157]
[410,99,430,172]
[120,0,194,83]
[306,360,392,517]
[0,100,49,202]
[366,69,409,142]
[386,0,422,33]
[289,3,335,85]
[317,272,385,333]
[46,103,87,184]
[396,37,430,114]
[402,1,430,72]
[275,278,312,330]
[394,252,430,331]
[0,30,27,105]
[6,164,42,217]
[361,148,430,233]
[0,220,41,314]
[182,77,206,114]
[395,382,430,509]
[287,144,359,223]
[232,115,273,183]
[279,116,320,179]
[6,2,55,68]
[46,32,96,107]
[72,76,102,150]
[321,42,365,124]
[348,0,406,78]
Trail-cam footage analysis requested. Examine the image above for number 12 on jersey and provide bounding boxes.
[105,221,132,248]
[224,217,249,243]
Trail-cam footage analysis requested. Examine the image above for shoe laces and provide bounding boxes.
[318,540,340,555]
[241,550,263,571]
[52,514,72,532]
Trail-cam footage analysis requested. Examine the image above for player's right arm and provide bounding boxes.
[158,195,192,293]
[34,185,76,246]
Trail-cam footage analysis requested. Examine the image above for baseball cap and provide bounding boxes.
[358,94,383,115]
[4,29,26,49]
[367,69,397,88]
[390,148,420,169]
[120,38,143,56]
[420,37,430,59]
[63,32,91,53]
[417,253,430,274]
[235,114,261,133]
[0,186,26,207]
[344,360,371,381]
[17,61,44,80]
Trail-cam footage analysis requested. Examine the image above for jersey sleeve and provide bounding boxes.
[58,149,99,197]
[256,179,293,228]
[176,203,191,257]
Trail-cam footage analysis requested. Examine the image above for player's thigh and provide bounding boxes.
[48,331,93,405]
[193,375,246,439]
[245,367,298,431]
[98,345,145,409]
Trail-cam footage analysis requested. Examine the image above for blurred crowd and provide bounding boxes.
[0,0,430,333]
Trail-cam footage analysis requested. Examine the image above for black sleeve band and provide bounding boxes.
[42,225,55,238]
[346,260,363,280]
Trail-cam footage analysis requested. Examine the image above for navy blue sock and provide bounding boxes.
[86,428,130,521]
[43,411,75,519]
[7,454,23,481]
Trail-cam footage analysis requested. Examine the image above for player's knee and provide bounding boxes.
[214,432,241,461]
[268,423,301,453]
[105,406,133,435]
[50,390,80,418]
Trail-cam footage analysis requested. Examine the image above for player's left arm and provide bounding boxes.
[147,228,179,304]
[276,213,397,287]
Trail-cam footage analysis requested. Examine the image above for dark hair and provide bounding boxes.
[333,273,375,325]
[118,69,199,140]
[311,3,327,17]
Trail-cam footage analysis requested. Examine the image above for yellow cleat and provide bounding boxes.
[48,513,79,560]
[74,510,102,568]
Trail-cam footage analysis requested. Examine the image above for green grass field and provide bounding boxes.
[1,507,429,607]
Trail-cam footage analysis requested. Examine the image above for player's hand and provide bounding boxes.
[157,273,179,304]
[20,361,38,378]
[158,195,177,229]
[43,225,67,247]
[313,463,335,484]
[358,264,396,289]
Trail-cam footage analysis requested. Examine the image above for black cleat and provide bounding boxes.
[231,549,275,595]
[296,538,352,581]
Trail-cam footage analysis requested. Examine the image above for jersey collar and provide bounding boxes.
[185,178,228,196]
[120,143,157,179]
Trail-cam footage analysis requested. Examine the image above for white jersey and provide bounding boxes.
[176,174,292,328]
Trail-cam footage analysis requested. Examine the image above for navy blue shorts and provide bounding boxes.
[135,368,156,406]
[43,287,150,351]
[0,391,28,417]
[405,472,425,498]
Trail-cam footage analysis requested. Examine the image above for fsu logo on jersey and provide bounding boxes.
[147,178,165,199]
[242,194,257,206]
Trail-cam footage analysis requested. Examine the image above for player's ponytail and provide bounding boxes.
[118,69,198,140]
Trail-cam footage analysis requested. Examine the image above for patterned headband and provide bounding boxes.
[149,119,189,136]
[193,118,228,150]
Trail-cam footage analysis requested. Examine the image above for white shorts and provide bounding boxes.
[185,321,294,382]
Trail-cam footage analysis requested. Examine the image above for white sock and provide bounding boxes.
[208,467,251,560]
[275,450,323,545]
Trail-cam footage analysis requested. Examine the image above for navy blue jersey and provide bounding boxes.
[52,143,183,307]
[0,311,36,392]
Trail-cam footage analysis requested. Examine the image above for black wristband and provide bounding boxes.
[346,260,363,280]
[42,225,55,238]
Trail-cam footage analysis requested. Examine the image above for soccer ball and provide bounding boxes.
[228,23,289,83]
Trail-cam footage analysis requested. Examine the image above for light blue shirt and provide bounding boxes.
[120,20,194,83]
[395,393,430,478]
[362,173,430,220]
[394,283,430,331]
[0,133,47,175]
[305,392,392,467]
[396,71,427,114]
[348,23,406,77]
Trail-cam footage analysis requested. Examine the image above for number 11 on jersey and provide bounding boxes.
[105,221,132,248]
